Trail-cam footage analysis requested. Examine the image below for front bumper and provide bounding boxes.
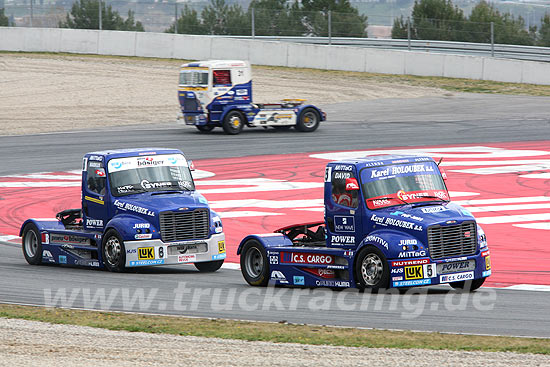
[124,233,226,267]
[177,112,208,126]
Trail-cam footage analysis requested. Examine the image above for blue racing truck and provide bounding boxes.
[20,148,226,272]
[177,60,326,135]
[238,155,491,291]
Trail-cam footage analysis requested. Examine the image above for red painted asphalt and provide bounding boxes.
[1,141,549,287]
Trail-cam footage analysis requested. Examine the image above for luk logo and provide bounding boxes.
[405,265,423,280]
[138,247,154,260]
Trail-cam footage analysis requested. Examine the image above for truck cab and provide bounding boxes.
[177,60,326,135]
[238,155,491,291]
[20,148,226,272]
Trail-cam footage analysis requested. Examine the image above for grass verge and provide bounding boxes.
[0,303,549,354]
[3,51,550,97]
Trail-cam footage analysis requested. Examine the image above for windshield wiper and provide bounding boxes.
[367,196,409,205]
[415,195,450,203]
[151,190,185,195]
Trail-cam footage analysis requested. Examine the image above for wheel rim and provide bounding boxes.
[104,236,122,266]
[24,230,38,257]
[302,111,318,128]
[245,247,263,278]
[361,253,384,286]
[229,115,241,130]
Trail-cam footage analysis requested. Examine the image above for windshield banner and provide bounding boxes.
[108,154,187,173]
[364,162,438,182]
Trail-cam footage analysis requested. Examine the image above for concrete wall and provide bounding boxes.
[1,27,549,85]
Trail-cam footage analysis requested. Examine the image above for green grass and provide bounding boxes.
[3,51,550,97]
[1,303,549,354]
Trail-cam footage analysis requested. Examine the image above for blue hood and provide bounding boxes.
[112,191,210,219]
[375,202,475,228]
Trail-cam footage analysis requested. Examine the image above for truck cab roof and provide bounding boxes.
[85,148,184,161]
[181,60,249,69]
[329,155,434,169]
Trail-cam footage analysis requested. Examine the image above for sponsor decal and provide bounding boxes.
[482,270,492,277]
[391,267,404,274]
[392,276,403,281]
[269,254,279,265]
[114,199,154,217]
[371,214,423,231]
[365,235,389,249]
[443,256,467,262]
[439,271,475,283]
[129,259,165,266]
[461,209,473,216]
[343,250,354,257]
[42,250,54,262]
[331,235,355,246]
[178,254,197,263]
[334,165,353,171]
[140,180,171,190]
[438,260,475,274]
[393,279,432,287]
[405,265,423,280]
[137,157,164,167]
[397,250,426,258]
[485,256,491,270]
[334,216,355,232]
[271,270,288,284]
[126,249,137,254]
[58,255,67,264]
[41,232,50,245]
[135,233,152,240]
[61,244,74,250]
[398,239,418,246]
[372,198,391,207]
[334,172,351,179]
[391,258,429,267]
[481,250,490,257]
[421,206,449,214]
[75,259,100,267]
[315,280,350,287]
[86,218,103,227]
[281,252,334,265]
[218,240,226,253]
[236,89,248,96]
[51,234,90,246]
[133,223,150,229]
[345,178,360,190]
[89,161,101,168]
[84,196,104,205]
[95,169,106,177]
[212,253,226,260]
[89,155,102,161]
[391,211,423,222]
[293,276,305,285]
[138,247,155,260]
[302,267,335,279]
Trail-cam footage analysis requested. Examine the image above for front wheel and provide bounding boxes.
[355,247,390,291]
[194,260,224,272]
[22,223,43,265]
[449,277,486,292]
[296,108,320,132]
[196,125,215,132]
[240,240,269,286]
[102,229,126,272]
[222,111,245,135]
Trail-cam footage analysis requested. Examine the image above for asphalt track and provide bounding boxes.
[1,93,550,337]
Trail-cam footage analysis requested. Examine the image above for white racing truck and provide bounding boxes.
[177,60,326,135]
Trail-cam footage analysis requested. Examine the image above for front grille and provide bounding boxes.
[183,98,199,112]
[427,221,477,260]
[159,209,209,242]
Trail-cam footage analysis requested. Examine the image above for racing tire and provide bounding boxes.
[22,223,43,265]
[240,240,269,286]
[222,111,245,135]
[273,126,292,131]
[355,246,390,292]
[194,260,224,272]
[449,277,486,292]
[296,108,320,132]
[196,125,215,133]
[102,229,126,272]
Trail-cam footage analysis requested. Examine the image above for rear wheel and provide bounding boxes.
[22,223,42,265]
[296,108,320,132]
[195,260,224,272]
[196,125,215,132]
[240,240,269,286]
[449,277,486,292]
[102,229,126,272]
[222,111,245,135]
[355,247,389,291]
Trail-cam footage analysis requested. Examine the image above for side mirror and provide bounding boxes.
[188,160,196,171]
[345,177,360,191]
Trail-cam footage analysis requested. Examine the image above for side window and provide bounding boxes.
[213,70,231,86]
[331,170,358,208]
[87,161,106,195]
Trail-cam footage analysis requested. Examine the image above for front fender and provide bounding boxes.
[358,230,428,259]
[105,214,159,242]
[20,218,65,236]
[297,104,326,121]
[236,233,292,255]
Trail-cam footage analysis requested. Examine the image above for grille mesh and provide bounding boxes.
[159,209,209,242]
[183,98,199,112]
[427,221,477,260]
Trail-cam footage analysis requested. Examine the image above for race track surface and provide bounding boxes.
[1,93,550,337]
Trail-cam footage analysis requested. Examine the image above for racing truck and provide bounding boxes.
[238,155,491,291]
[20,148,226,272]
[177,60,326,135]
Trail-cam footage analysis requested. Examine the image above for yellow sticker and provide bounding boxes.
[485,256,491,270]
[405,265,424,280]
[218,241,226,254]
[138,247,154,260]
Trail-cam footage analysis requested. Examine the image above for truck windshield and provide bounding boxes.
[179,70,209,86]
[361,161,448,210]
[107,154,195,196]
